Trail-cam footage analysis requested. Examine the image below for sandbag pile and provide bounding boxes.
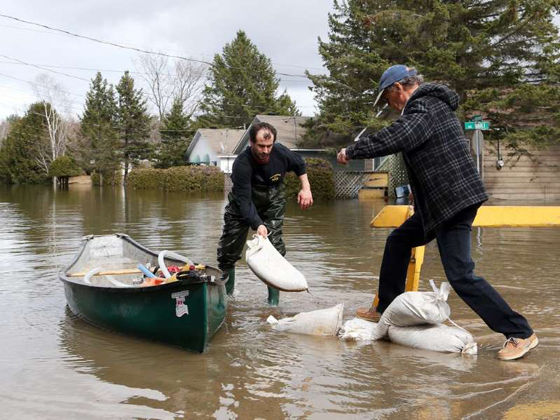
[338,281,477,354]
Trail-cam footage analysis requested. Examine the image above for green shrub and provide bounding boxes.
[48,156,81,178]
[125,168,164,189]
[285,158,335,200]
[128,166,224,192]
[91,171,123,186]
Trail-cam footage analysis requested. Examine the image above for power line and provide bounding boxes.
[0,58,310,86]
[0,53,89,82]
[0,59,208,80]
[0,13,314,79]
[0,67,316,111]
[0,15,319,118]
[0,22,327,73]
[0,60,153,76]
[0,52,318,119]
[0,71,86,98]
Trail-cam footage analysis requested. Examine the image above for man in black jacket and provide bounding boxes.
[337,65,537,360]
[218,122,313,305]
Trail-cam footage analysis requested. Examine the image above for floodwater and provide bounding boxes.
[0,184,559,420]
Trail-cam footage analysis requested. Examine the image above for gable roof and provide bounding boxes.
[186,128,245,157]
[232,115,310,154]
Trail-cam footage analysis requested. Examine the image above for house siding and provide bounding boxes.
[188,138,218,166]
[483,144,560,201]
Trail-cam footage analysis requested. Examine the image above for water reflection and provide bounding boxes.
[1,184,559,419]
[59,308,221,418]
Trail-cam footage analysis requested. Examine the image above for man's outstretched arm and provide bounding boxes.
[297,174,313,210]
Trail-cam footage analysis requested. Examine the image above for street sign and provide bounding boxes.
[464,121,490,130]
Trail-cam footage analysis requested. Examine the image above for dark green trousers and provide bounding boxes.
[217,184,286,271]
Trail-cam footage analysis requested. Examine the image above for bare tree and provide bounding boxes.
[173,60,206,117]
[136,54,206,120]
[33,74,72,183]
[33,73,72,116]
[136,54,171,121]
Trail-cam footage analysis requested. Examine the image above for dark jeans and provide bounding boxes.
[377,204,533,339]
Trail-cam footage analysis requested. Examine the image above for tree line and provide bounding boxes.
[0,30,297,185]
[304,0,560,149]
[2,1,560,185]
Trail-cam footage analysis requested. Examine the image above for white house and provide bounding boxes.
[232,115,311,153]
[186,128,245,173]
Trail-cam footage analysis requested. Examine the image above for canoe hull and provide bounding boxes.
[63,280,226,353]
[60,234,226,353]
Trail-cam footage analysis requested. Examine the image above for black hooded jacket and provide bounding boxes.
[230,143,306,229]
[345,83,488,237]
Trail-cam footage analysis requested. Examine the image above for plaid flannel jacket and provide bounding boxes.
[346,83,488,238]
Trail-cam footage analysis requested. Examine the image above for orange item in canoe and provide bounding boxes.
[140,277,166,287]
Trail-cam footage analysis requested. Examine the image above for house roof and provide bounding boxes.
[232,115,310,153]
[186,128,245,157]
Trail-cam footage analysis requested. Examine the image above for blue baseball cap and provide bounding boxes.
[373,65,417,107]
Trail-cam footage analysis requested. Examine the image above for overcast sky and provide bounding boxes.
[0,1,335,121]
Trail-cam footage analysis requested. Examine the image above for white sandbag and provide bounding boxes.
[371,339,477,372]
[246,235,308,292]
[376,280,451,338]
[388,324,477,355]
[338,317,379,341]
[267,304,343,336]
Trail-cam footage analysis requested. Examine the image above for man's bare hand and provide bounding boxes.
[257,225,268,237]
[337,148,350,165]
[297,189,313,210]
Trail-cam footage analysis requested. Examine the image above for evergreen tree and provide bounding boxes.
[155,98,192,168]
[77,72,119,178]
[200,30,300,128]
[307,0,560,148]
[116,71,151,184]
[0,103,51,184]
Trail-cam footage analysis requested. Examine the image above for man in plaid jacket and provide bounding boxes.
[337,65,537,361]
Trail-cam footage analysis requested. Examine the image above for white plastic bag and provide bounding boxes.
[338,317,379,341]
[388,324,477,354]
[267,304,343,336]
[246,235,308,292]
[376,280,451,338]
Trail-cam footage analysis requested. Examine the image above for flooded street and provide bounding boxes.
[0,184,559,419]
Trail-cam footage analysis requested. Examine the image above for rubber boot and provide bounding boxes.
[224,268,236,296]
[267,286,280,306]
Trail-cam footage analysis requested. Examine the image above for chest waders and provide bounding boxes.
[217,183,286,305]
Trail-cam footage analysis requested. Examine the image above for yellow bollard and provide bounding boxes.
[372,205,425,308]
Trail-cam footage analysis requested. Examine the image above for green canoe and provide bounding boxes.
[59,234,227,353]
